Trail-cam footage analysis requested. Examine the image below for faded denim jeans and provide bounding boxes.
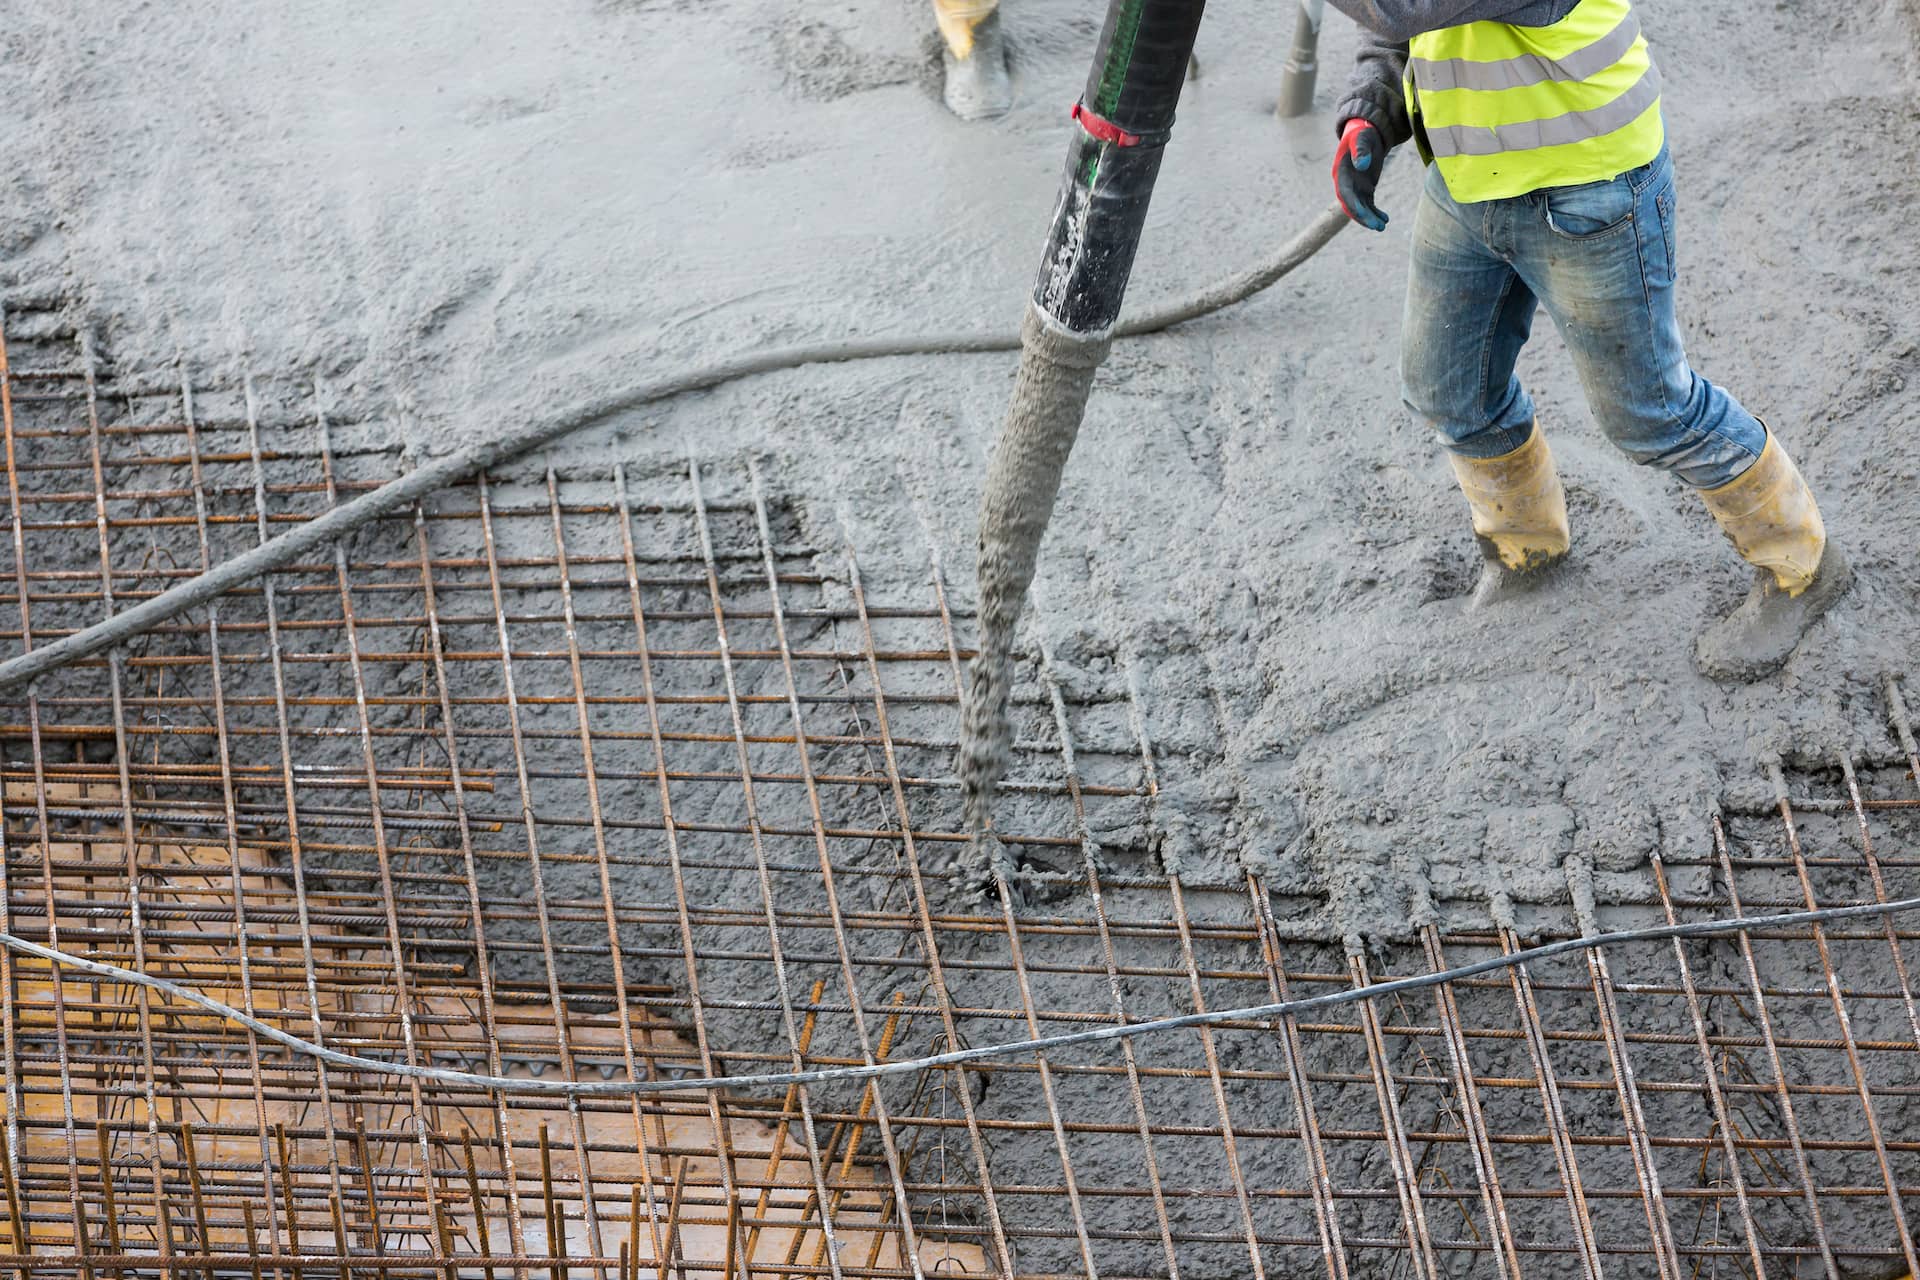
[1401,141,1766,490]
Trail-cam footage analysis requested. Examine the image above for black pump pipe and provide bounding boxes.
[960,0,1210,835]
[1036,0,1208,333]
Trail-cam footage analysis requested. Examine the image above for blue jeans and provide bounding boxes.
[1401,142,1765,490]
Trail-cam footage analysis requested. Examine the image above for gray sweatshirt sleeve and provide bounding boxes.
[1334,31,1413,146]
[1324,0,1577,144]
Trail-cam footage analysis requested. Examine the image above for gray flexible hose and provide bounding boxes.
[3,888,1915,1097]
[0,205,1349,694]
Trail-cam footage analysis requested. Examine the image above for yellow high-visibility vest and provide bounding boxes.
[1405,0,1665,202]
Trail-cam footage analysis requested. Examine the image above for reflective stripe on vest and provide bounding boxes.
[1405,0,1665,202]
[1409,8,1641,93]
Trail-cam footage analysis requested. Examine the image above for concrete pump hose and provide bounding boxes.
[0,204,1348,695]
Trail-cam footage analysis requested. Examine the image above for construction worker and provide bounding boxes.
[934,0,1012,119]
[1324,0,1851,681]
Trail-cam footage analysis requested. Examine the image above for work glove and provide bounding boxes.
[1333,119,1389,232]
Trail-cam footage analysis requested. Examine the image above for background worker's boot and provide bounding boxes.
[935,0,1012,120]
[1694,434,1853,682]
[1448,425,1571,608]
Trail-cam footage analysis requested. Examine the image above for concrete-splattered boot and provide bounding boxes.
[1447,424,1570,608]
[1694,433,1852,682]
[935,0,1012,120]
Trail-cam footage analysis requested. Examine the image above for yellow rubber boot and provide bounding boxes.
[1695,433,1852,681]
[935,0,1011,120]
[1697,433,1824,593]
[1447,425,1570,606]
[934,0,997,58]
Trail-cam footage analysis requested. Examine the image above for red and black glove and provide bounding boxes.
[1333,119,1389,232]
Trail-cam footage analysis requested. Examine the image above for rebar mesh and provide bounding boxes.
[0,303,1917,1280]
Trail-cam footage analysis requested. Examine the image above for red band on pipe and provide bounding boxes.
[1071,101,1140,147]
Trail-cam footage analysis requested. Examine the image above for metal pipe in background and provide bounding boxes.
[1276,0,1327,118]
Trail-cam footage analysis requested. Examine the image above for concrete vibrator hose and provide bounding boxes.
[9,890,1920,1096]
[0,204,1346,696]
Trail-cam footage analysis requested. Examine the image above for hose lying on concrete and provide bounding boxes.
[4,890,1916,1096]
[0,205,1346,696]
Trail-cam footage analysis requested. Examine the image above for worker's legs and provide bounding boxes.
[935,0,1011,120]
[1513,143,1766,489]
[1402,163,1541,458]
[1403,165,1568,604]
[1509,141,1850,676]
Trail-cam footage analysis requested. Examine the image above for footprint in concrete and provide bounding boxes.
[768,21,916,102]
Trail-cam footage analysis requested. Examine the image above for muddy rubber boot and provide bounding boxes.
[938,4,1012,120]
[1693,433,1853,681]
[1447,424,1571,608]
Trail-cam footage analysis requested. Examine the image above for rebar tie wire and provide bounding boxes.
[7,891,1920,1098]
